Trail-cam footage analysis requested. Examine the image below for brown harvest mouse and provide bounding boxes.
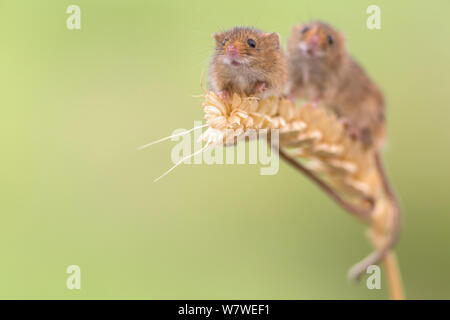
[209,27,288,101]
[287,21,385,150]
[287,21,400,282]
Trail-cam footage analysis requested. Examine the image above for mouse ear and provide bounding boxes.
[292,24,302,32]
[264,32,281,49]
[213,32,224,43]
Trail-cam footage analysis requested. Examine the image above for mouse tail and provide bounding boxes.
[348,151,402,281]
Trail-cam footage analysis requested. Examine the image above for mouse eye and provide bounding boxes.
[327,35,334,45]
[301,27,310,34]
[222,38,229,46]
[247,38,256,48]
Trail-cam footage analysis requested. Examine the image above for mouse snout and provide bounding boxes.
[224,42,245,66]
[226,44,240,58]
[303,34,322,56]
[307,34,320,50]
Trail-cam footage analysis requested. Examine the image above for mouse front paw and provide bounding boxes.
[254,82,267,96]
[341,118,361,141]
[307,96,321,108]
[217,90,231,103]
[283,93,296,104]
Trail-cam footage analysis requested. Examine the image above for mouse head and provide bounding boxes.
[213,27,281,70]
[288,21,346,62]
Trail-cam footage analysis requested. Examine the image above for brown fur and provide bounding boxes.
[287,21,385,149]
[209,27,288,98]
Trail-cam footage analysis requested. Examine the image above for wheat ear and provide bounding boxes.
[200,92,404,299]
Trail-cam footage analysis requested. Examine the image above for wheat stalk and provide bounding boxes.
[200,92,403,299]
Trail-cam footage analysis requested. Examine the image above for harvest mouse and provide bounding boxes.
[287,21,385,150]
[287,21,400,282]
[209,26,288,101]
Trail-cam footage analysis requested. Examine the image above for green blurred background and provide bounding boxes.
[1,0,449,299]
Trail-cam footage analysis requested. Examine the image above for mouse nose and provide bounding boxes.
[307,34,320,49]
[226,44,240,58]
